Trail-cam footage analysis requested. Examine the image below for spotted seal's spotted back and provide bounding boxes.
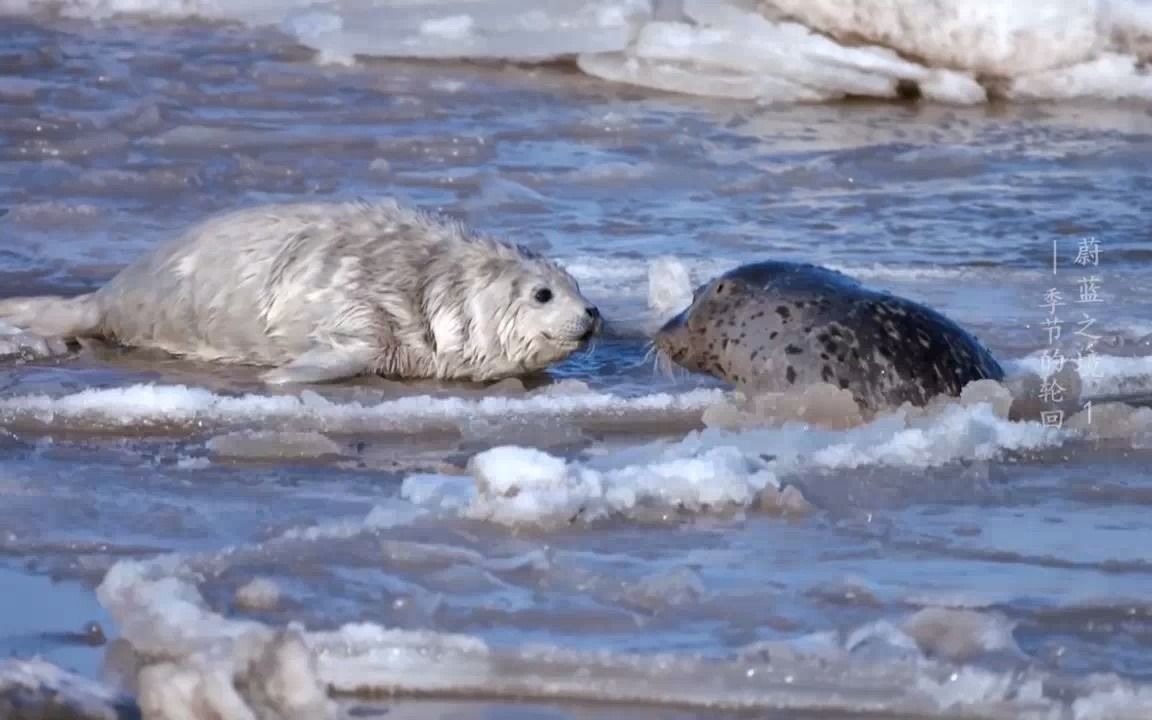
[655,260,1004,412]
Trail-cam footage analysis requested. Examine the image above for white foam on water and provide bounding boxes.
[402,442,780,528]
[1012,353,1152,397]
[1074,684,1152,720]
[402,399,1066,529]
[0,382,725,433]
[6,0,1151,104]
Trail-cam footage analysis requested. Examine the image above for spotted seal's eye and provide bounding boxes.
[534,288,553,304]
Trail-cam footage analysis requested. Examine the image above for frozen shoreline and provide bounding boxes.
[5,0,1152,105]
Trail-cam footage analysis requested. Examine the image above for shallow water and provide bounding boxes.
[3,5,1152,720]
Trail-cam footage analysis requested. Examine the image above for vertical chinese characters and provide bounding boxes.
[1038,277,1065,428]
[1039,238,1103,429]
[1073,238,1103,407]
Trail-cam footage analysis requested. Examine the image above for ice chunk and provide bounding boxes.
[91,549,1152,718]
[462,443,778,527]
[647,255,695,321]
[0,382,725,435]
[901,607,1022,663]
[579,2,992,104]
[206,430,345,460]
[234,577,282,611]
[1010,52,1152,102]
[0,658,134,720]
[764,0,1103,76]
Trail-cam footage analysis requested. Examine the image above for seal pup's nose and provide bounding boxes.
[580,306,602,342]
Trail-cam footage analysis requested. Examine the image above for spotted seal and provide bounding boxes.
[0,199,601,384]
[653,260,1004,411]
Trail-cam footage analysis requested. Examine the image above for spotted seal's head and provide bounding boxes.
[653,275,750,374]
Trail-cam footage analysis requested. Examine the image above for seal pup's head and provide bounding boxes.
[501,255,601,370]
[454,247,601,379]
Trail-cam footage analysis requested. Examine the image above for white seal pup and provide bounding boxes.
[0,200,602,384]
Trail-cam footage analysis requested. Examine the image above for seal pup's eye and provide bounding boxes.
[534,288,553,304]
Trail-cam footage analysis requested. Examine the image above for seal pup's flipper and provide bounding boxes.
[0,325,72,361]
[0,293,100,339]
[259,345,376,385]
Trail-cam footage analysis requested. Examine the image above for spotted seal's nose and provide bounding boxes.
[585,306,600,320]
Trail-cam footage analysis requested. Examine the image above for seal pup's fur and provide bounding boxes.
[0,200,601,384]
[653,260,1004,412]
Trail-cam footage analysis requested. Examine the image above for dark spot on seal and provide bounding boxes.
[820,353,829,360]
[785,344,803,355]
[750,349,759,360]
[803,326,812,333]
[769,331,778,340]
[822,365,834,382]
[839,378,850,389]
[786,366,797,384]
[716,283,726,294]
[896,78,922,100]
[776,306,791,320]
